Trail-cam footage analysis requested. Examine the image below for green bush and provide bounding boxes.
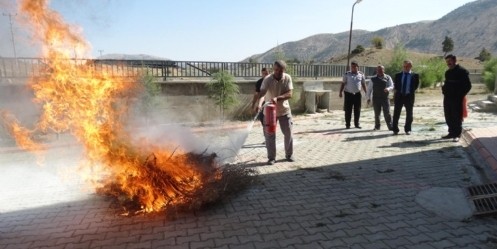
[483,58,497,92]
[371,36,384,49]
[385,44,407,76]
[351,45,365,55]
[137,72,161,125]
[417,58,446,88]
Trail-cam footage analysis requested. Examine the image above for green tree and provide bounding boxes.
[385,44,407,76]
[371,36,384,49]
[287,57,300,64]
[137,72,161,126]
[482,58,497,92]
[477,48,492,62]
[351,45,365,55]
[206,70,239,122]
[442,36,454,56]
[417,58,446,88]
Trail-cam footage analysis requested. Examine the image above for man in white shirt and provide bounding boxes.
[366,65,393,131]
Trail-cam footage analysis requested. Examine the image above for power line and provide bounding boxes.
[3,13,17,60]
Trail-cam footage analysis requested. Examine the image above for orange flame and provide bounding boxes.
[5,0,221,213]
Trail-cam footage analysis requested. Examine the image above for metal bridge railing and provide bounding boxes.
[0,57,379,80]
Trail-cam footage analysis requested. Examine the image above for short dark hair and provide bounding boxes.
[261,67,267,72]
[445,54,457,61]
[351,61,359,66]
[274,60,287,70]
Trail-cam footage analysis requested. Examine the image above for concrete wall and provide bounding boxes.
[0,73,484,125]
[154,79,344,123]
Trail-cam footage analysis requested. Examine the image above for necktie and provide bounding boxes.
[402,73,408,95]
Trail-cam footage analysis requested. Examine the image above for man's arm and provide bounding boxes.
[273,90,293,103]
[386,76,394,92]
[361,74,367,93]
[414,73,420,91]
[366,78,373,100]
[462,70,472,96]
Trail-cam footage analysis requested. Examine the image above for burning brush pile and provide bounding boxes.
[1,0,257,215]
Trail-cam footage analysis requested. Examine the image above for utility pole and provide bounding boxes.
[3,13,18,61]
[98,50,104,57]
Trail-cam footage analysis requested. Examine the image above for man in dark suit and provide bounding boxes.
[392,60,420,135]
[442,54,471,141]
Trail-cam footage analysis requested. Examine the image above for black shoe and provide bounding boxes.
[441,134,454,139]
[405,131,411,135]
[346,125,351,129]
[373,127,380,131]
[393,131,399,135]
[355,125,362,129]
[286,156,295,162]
[267,159,276,165]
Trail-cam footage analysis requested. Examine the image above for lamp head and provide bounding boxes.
[356,0,363,3]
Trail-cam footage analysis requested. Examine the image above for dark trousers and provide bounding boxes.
[373,97,392,130]
[444,97,464,137]
[344,92,362,127]
[392,94,415,133]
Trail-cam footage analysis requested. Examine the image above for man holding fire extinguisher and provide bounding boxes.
[252,60,294,165]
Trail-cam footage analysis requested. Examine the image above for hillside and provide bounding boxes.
[330,48,483,70]
[246,0,497,66]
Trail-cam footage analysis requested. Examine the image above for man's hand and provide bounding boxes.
[384,88,389,93]
[339,92,343,98]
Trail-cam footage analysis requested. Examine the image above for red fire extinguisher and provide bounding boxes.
[264,102,277,134]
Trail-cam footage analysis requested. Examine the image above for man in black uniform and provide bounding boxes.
[441,54,472,141]
[252,68,269,137]
[339,61,367,129]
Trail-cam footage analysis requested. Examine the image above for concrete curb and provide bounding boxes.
[461,127,497,181]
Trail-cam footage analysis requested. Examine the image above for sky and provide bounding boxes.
[1,0,476,61]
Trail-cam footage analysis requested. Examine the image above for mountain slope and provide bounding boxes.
[246,0,497,64]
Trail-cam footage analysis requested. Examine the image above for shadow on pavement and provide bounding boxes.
[344,133,393,141]
[1,145,496,248]
[378,139,452,148]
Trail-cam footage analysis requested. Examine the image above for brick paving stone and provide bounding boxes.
[229,243,256,249]
[2,106,497,249]
[214,236,239,247]
[237,234,264,244]
[189,239,215,249]
[126,241,152,249]
[89,238,116,248]
[150,237,176,248]
[4,243,32,249]
[383,237,413,248]
[251,241,281,249]
[61,241,91,249]
[405,233,435,244]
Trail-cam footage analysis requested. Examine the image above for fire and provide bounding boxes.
[3,0,224,213]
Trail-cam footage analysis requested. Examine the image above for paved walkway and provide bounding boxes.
[1,105,497,249]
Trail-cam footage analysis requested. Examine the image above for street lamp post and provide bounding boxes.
[346,0,362,71]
